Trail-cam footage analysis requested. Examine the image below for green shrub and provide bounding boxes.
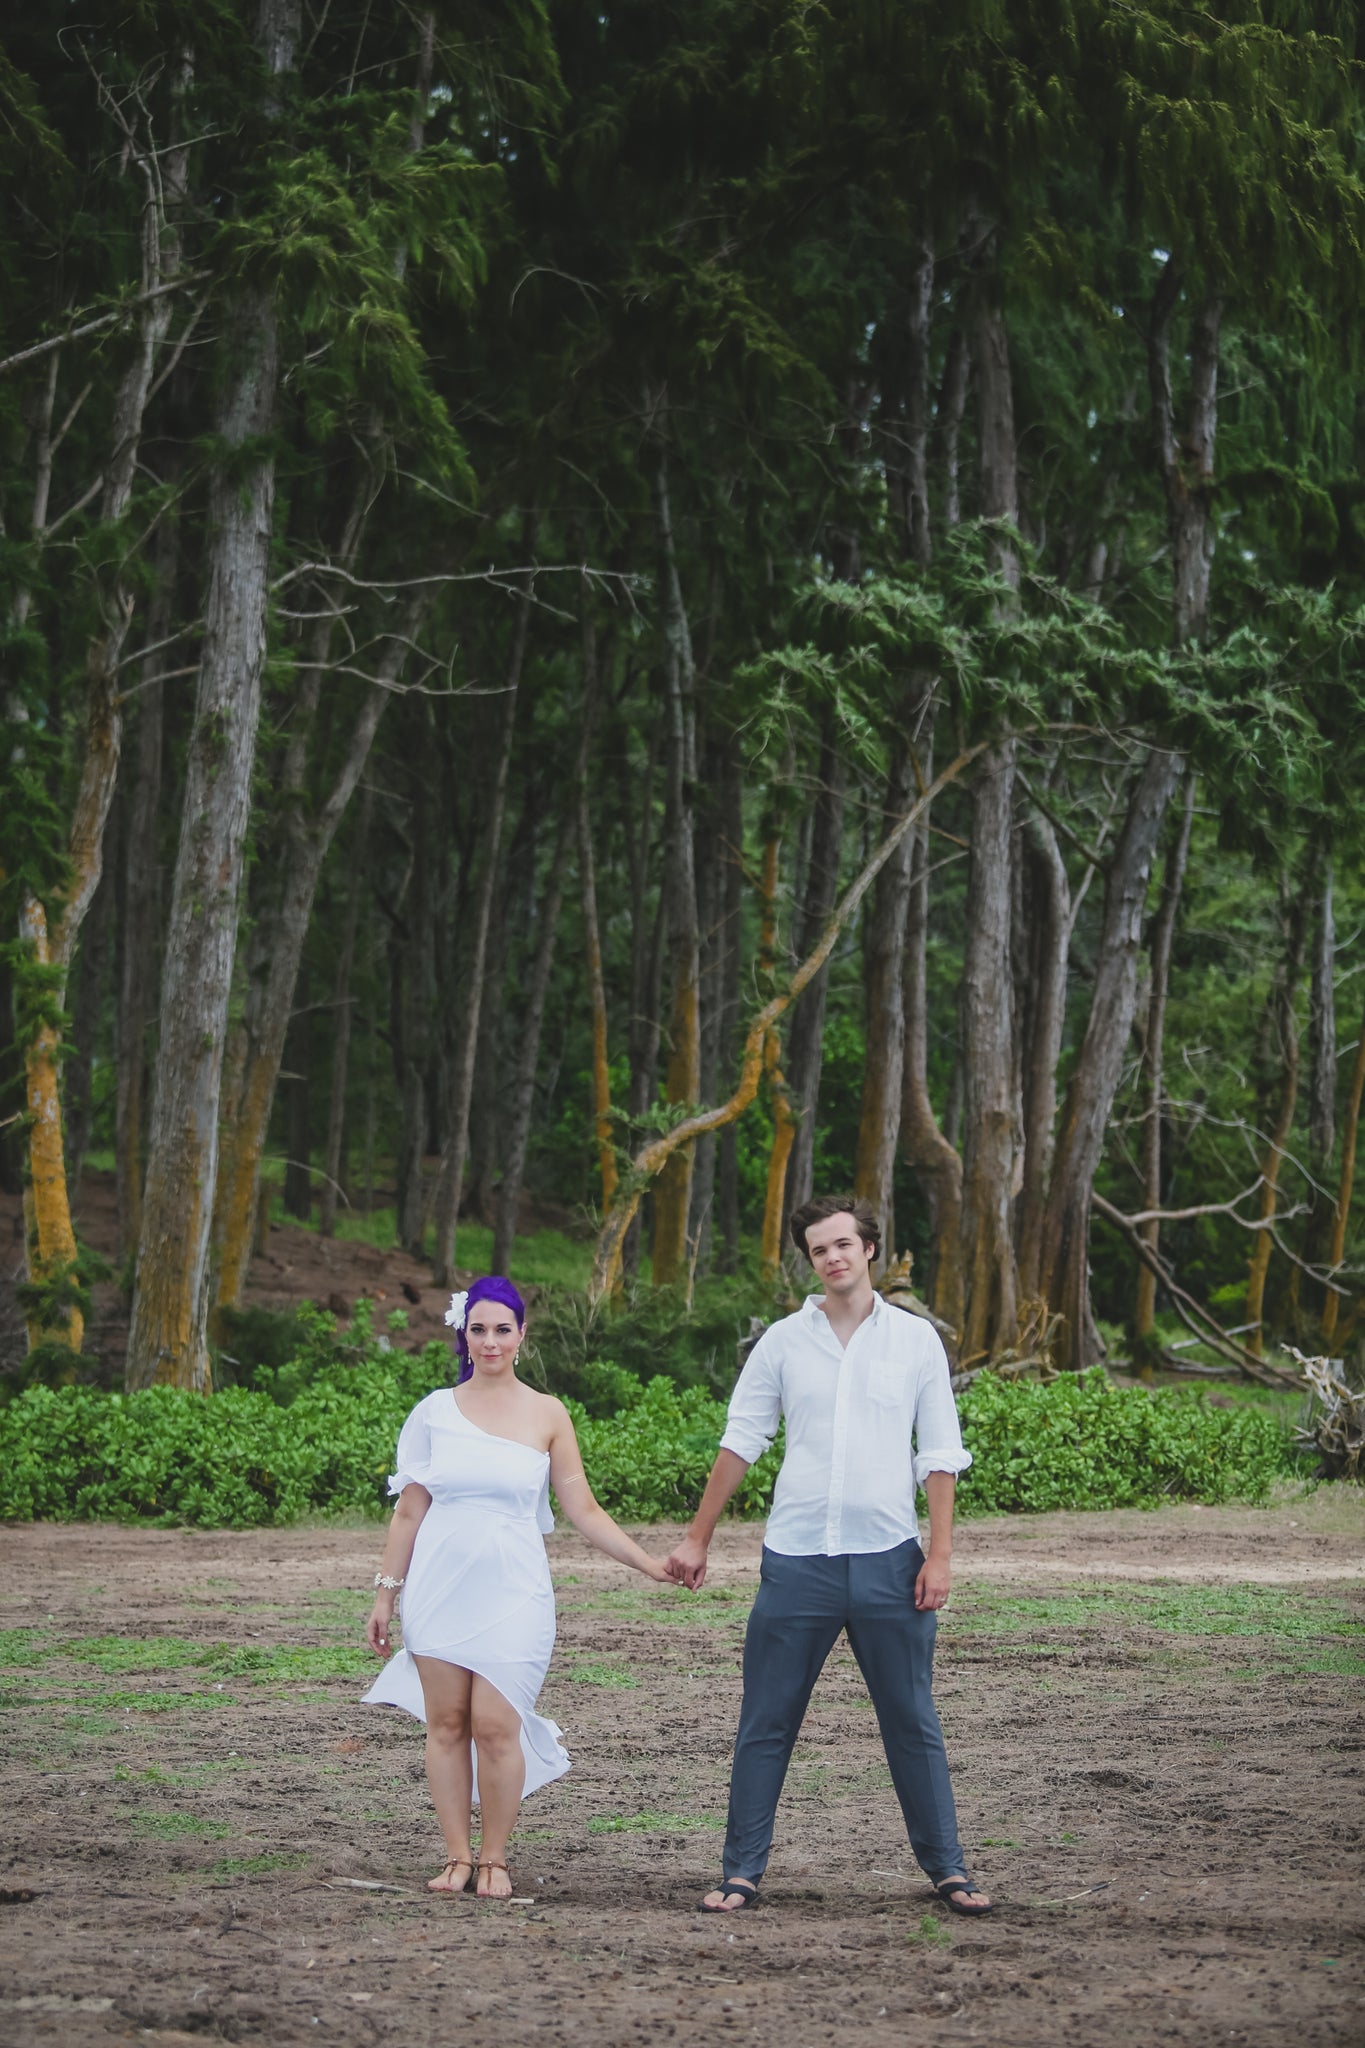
[0,1325,1290,1528]
[955,1367,1287,1513]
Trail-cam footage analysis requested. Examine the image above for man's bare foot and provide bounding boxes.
[933,1876,992,1913]
[427,1855,474,1894]
[699,1877,758,1912]
[477,1858,514,1899]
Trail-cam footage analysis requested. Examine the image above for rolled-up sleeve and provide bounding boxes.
[911,1327,972,1487]
[718,1330,784,1466]
[387,1398,433,1498]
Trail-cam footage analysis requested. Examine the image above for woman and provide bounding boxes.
[363,1274,672,1898]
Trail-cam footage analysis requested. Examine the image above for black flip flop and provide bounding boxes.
[933,1879,993,1916]
[699,1880,760,1913]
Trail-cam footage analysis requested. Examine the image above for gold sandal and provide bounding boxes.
[477,1858,511,1899]
[427,1856,474,1894]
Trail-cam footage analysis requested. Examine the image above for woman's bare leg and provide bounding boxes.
[469,1674,526,1898]
[413,1656,475,1890]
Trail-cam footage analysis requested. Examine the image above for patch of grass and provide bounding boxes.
[980,1837,1021,1849]
[567,1661,639,1689]
[0,1629,47,1668]
[212,1850,309,1875]
[587,1811,724,1834]
[58,1634,213,1675]
[133,1810,232,1840]
[957,1583,1363,1643]
[583,1587,747,1628]
[83,1689,236,1713]
[116,1760,250,1785]
[61,1713,126,1734]
[1288,1647,1365,1677]
[907,1912,953,1945]
[201,1643,375,1682]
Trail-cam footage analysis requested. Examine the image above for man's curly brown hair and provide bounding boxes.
[788,1194,881,1267]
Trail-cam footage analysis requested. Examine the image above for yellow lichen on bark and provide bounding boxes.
[213,1055,276,1314]
[760,1030,795,1283]
[19,894,83,1354]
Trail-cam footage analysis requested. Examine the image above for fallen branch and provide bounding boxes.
[1289,1347,1364,1480]
[1092,1192,1297,1387]
[588,742,988,1302]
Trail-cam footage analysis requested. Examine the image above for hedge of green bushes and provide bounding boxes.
[0,1305,1291,1527]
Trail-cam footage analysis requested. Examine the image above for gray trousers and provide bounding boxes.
[724,1539,967,1886]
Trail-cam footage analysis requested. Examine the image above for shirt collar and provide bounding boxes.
[801,1290,884,1330]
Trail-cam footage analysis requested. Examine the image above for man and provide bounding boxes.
[666,1194,991,1916]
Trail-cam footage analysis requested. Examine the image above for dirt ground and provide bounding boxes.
[2,1493,1363,2048]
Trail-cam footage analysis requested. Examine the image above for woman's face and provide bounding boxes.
[465,1299,523,1376]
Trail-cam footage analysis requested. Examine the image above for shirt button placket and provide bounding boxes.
[826,1339,851,1554]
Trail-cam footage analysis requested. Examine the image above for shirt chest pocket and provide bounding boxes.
[867,1357,909,1406]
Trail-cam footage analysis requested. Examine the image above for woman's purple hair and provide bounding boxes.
[453,1275,526,1385]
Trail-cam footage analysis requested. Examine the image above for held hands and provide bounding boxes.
[914,1551,952,1612]
[664,1534,709,1591]
[639,1555,677,1585]
[366,1598,397,1658]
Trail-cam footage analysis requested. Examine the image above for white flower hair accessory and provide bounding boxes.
[444,1290,469,1332]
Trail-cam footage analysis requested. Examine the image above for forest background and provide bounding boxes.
[3,0,1365,1435]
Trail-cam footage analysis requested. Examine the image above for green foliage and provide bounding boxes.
[956,1367,1288,1513]
[0,1305,1292,1525]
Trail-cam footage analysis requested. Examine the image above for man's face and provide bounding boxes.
[804,1213,874,1294]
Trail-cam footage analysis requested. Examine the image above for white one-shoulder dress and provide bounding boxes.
[361,1389,570,1801]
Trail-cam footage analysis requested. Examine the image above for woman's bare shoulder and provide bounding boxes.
[527,1387,574,1429]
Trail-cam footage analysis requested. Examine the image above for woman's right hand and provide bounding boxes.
[366,1599,396,1658]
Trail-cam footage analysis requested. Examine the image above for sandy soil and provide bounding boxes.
[2,1494,1363,2048]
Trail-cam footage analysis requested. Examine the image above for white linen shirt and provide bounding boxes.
[718,1292,971,1557]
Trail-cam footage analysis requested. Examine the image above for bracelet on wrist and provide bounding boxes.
[373,1572,405,1591]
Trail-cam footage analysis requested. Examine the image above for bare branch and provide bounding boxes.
[0,273,211,379]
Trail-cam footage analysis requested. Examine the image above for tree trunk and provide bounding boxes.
[1038,750,1185,1368]
[1133,773,1197,1355]
[491,789,575,1275]
[1302,849,1338,1294]
[783,719,847,1228]
[429,556,531,1286]
[391,771,434,1258]
[1307,853,1336,1171]
[758,822,796,1283]
[1150,262,1221,647]
[689,732,729,1277]
[211,631,402,1310]
[65,819,116,1186]
[853,733,919,1258]
[648,431,701,1287]
[18,896,84,1354]
[1321,992,1365,1350]
[125,262,285,1389]
[126,4,297,1391]
[577,599,618,1220]
[1244,876,1310,1355]
[958,741,1019,1362]
[714,740,745,1271]
[282,957,313,1222]
[900,717,964,1333]
[579,783,616,1215]
[956,242,1022,1362]
[115,499,174,1261]
[1014,809,1072,1303]
[318,789,371,1237]
[933,327,971,532]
